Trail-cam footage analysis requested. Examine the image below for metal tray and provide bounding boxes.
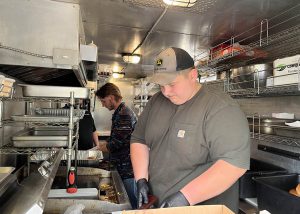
[11,115,81,123]
[0,167,15,185]
[19,84,90,99]
[44,169,131,213]
[273,126,300,139]
[30,150,103,161]
[12,127,71,147]
[34,108,85,118]
[0,167,15,174]
[61,150,103,160]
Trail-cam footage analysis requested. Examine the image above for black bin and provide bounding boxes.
[254,174,300,214]
[239,159,287,198]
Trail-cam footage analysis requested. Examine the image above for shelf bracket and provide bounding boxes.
[260,19,269,47]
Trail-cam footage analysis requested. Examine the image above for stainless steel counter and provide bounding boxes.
[0,167,14,184]
[0,149,63,214]
[0,154,130,213]
[44,168,131,214]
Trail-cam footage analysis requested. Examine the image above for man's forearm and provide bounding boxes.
[98,140,109,152]
[180,160,246,205]
[130,142,149,181]
[93,131,100,148]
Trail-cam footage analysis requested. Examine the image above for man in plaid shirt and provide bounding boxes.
[96,83,137,208]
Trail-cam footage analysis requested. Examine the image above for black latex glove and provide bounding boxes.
[160,191,190,208]
[136,178,150,208]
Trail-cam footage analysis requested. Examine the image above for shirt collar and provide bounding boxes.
[112,102,125,119]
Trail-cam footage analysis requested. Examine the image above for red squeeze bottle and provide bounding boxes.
[66,167,77,193]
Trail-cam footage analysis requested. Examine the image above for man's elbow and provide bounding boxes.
[237,168,247,178]
[216,159,247,180]
[228,164,247,181]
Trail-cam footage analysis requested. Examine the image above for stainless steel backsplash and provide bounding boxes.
[238,97,300,173]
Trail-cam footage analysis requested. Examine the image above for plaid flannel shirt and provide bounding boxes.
[107,102,137,179]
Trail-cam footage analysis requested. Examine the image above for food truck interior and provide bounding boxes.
[0,0,299,213]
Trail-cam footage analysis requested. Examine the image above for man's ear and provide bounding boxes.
[190,68,198,81]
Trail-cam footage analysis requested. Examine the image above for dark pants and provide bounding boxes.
[123,178,137,209]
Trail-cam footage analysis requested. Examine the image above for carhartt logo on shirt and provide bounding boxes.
[177,130,185,138]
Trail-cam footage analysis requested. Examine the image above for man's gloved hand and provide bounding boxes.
[136,178,150,208]
[160,191,190,208]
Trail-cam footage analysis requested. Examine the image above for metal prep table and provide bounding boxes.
[44,167,131,214]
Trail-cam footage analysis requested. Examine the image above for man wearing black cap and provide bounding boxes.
[130,47,250,212]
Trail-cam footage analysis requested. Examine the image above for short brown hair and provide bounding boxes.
[95,83,122,101]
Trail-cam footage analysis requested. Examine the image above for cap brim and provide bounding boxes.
[148,72,178,85]
[148,68,193,85]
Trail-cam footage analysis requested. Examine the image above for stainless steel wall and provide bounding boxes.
[238,96,300,119]
[0,0,80,69]
[0,84,26,166]
[237,97,300,173]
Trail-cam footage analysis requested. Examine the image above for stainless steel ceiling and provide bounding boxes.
[55,0,300,78]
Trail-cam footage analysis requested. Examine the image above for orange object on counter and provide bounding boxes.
[289,183,300,197]
[296,183,300,195]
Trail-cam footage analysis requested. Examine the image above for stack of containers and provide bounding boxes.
[0,75,15,97]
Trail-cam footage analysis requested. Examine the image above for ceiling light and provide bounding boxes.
[163,0,197,7]
[122,54,141,64]
[113,65,120,73]
[112,72,125,79]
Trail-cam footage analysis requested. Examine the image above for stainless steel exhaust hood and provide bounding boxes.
[0,0,93,87]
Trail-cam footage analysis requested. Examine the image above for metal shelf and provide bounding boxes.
[0,119,80,155]
[203,24,300,72]
[205,80,300,98]
[0,96,73,102]
[1,120,81,128]
[0,92,79,187]
[2,119,75,125]
[0,140,78,155]
[229,85,300,98]
[0,144,59,155]
[197,4,300,73]
[252,133,300,148]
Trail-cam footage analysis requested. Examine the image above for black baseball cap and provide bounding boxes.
[149,47,195,85]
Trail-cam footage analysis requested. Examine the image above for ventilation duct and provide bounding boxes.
[0,0,95,86]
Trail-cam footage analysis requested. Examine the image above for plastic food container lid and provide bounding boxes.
[272,112,295,119]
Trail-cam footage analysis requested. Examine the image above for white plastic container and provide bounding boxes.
[0,77,15,97]
[3,77,15,87]
[272,112,295,119]
[0,92,10,97]
[0,75,5,85]
[273,55,300,86]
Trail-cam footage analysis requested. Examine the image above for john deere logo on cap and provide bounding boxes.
[156,59,163,66]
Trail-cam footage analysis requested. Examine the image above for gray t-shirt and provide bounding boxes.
[131,85,250,205]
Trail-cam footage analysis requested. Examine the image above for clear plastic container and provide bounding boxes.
[3,77,15,87]
[0,77,15,97]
